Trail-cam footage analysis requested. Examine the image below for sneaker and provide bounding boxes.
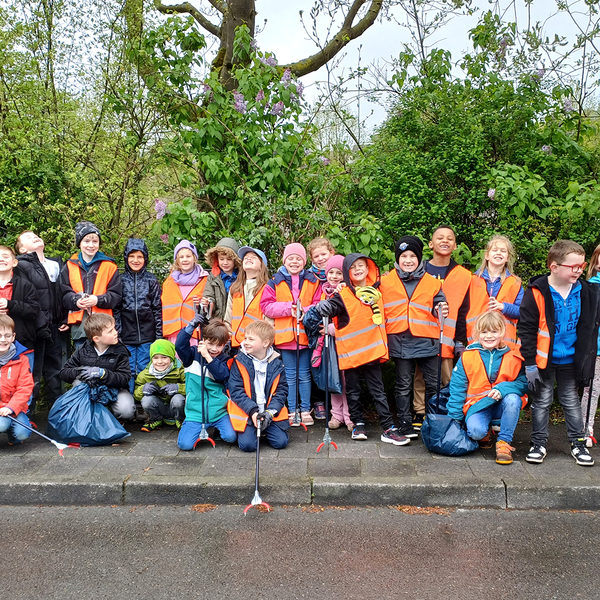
[175,420,183,430]
[478,429,495,449]
[301,411,314,426]
[525,444,547,464]
[398,422,419,439]
[346,422,354,432]
[571,439,595,466]
[141,420,162,432]
[289,413,301,427]
[328,417,343,429]
[381,428,410,446]
[495,440,515,465]
[351,423,368,440]
[412,414,425,430]
[163,418,176,426]
[314,402,326,420]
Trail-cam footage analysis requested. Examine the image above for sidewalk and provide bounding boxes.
[2,416,599,509]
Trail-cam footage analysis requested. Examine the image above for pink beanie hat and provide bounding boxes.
[282,242,306,263]
[325,254,344,274]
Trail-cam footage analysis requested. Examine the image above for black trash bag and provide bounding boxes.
[47,384,130,446]
[421,413,478,457]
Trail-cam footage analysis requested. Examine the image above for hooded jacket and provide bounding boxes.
[0,341,34,415]
[3,270,40,349]
[115,239,162,345]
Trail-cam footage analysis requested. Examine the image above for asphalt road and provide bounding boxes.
[4,505,598,600]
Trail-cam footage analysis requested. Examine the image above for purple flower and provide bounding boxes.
[535,68,545,79]
[259,55,277,67]
[281,68,292,88]
[270,101,284,116]
[541,145,552,154]
[563,98,574,112]
[487,188,496,201]
[321,156,331,166]
[154,199,167,220]
[160,234,169,244]
[233,90,247,114]
[255,89,265,102]
[202,82,211,94]
[296,81,304,97]
[250,38,258,50]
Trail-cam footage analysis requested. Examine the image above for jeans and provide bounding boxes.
[344,362,394,430]
[465,393,522,443]
[178,415,237,449]
[393,355,439,425]
[279,348,311,413]
[141,393,185,423]
[126,343,151,393]
[237,422,289,452]
[0,412,32,442]
[31,329,67,411]
[530,363,584,445]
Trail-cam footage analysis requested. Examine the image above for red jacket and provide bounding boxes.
[0,342,34,416]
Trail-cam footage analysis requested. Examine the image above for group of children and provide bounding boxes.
[0,221,599,468]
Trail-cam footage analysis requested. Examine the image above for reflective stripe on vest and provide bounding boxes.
[231,286,266,347]
[161,276,207,339]
[461,349,527,415]
[532,288,551,369]
[226,360,287,432]
[66,257,117,325]
[335,286,388,370]
[439,265,472,358]
[380,271,442,339]
[271,278,319,347]
[466,275,521,349]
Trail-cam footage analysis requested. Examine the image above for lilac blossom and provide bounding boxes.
[160,234,169,244]
[154,199,167,220]
[541,145,552,154]
[296,81,304,97]
[233,90,247,114]
[321,156,331,166]
[487,188,496,201]
[281,68,292,88]
[270,101,284,116]
[202,82,211,94]
[250,38,258,50]
[563,98,574,112]
[535,68,545,79]
[255,89,265,102]
[260,55,277,67]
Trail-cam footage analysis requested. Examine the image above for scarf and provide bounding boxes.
[0,343,17,367]
[310,264,327,282]
[395,261,426,281]
[148,361,175,380]
[171,265,207,285]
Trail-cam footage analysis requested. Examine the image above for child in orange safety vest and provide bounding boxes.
[446,311,527,465]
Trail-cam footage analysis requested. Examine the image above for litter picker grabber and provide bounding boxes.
[243,417,270,514]
[5,414,75,456]
[193,355,215,449]
[582,363,598,446]
[436,305,446,401]
[317,316,338,453]
[290,302,307,431]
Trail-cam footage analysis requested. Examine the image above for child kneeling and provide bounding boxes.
[0,315,34,444]
[446,311,527,464]
[134,339,186,431]
[227,321,289,452]
[177,318,237,449]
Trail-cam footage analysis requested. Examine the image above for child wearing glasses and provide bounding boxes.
[518,240,600,466]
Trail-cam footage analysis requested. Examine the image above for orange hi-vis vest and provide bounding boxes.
[227,361,288,432]
[335,286,388,370]
[461,348,527,415]
[230,285,266,347]
[380,271,442,339]
[531,288,551,369]
[66,257,117,325]
[272,278,319,347]
[439,265,472,359]
[161,275,207,339]
[466,274,521,348]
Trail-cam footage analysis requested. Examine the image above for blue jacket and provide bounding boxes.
[115,238,162,345]
[476,268,524,320]
[227,348,289,430]
[447,342,527,421]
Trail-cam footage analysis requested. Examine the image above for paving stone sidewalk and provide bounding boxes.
[1,417,599,509]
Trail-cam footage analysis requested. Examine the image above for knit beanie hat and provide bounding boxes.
[75,221,101,247]
[149,339,176,362]
[325,254,345,274]
[238,246,268,267]
[395,236,423,264]
[282,242,306,264]
[173,239,198,261]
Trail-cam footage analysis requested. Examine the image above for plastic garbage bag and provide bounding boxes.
[47,384,130,446]
[426,385,450,415]
[311,342,343,394]
[421,413,478,456]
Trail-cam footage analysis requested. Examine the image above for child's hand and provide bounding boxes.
[334,282,346,293]
[291,304,303,320]
[251,413,259,428]
[197,340,211,360]
[488,389,502,401]
[488,297,504,312]
[58,324,70,332]
[0,298,8,312]
[437,302,449,318]
[192,295,201,308]
[0,406,13,417]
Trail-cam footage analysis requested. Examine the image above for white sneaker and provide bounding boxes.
[571,441,595,466]
[525,444,547,464]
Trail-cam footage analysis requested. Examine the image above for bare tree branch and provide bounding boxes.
[284,0,383,77]
[153,0,221,37]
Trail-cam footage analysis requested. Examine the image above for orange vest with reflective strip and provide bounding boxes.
[161,275,207,339]
[439,265,472,358]
[380,271,442,339]
[466,275,521,349]
[272,278,319,347]
[531,288,551,369]
[461,348,527,415]
[335,286,388,370]
[226,360,288,432]
[230,285,266,348]
[66,257,117,325]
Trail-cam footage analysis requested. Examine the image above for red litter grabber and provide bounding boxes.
[5,414,77,456]
[243,417,270,514]
[290,302,307,431]
[317,316,338,453]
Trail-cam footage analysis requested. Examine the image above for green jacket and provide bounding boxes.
[134,366,186,402]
